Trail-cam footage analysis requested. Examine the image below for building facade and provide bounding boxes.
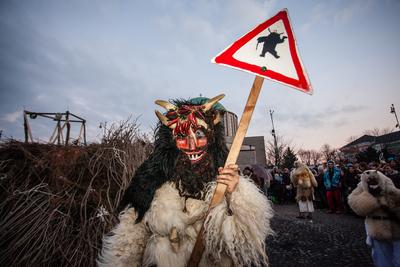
[223,111,267,168]
[340,131,400,160]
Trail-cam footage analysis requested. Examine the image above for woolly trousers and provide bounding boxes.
[326,189,343,212]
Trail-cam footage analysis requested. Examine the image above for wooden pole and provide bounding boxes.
[23,111,29,143]
[83,121,87,145]
[49,126,58,144]
[56,120,61,145]
[26,114,34,142]
[59,122,66,144]
[188,75,265,266]
[65,111,70,146]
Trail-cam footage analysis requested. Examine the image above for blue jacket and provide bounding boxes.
[323,167,341,190]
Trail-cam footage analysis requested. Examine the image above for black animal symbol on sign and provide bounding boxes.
[256,28,287,59]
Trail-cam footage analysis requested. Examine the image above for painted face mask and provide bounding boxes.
[154,94,224,164]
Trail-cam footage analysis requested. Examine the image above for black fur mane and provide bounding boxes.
[118,99,228,222]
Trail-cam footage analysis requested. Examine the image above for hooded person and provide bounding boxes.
[97,94,274,267]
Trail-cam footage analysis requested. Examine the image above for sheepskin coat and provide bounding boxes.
[290,166,318,202]
[98,176,273,267]
[348,170,400,241]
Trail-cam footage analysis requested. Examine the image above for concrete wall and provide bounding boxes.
[242,136,267,166]
[223,111,267,167]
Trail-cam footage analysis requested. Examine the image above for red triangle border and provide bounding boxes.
[212,9,312,94]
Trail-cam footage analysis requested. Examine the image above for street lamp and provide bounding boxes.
[390,104,400,131]
[269,109,279,166]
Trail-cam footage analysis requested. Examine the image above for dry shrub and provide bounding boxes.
[0,118,153,266]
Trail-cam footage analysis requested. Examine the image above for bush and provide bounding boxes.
[0,119,153,266]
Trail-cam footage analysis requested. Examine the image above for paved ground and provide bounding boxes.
[266,204,374,267]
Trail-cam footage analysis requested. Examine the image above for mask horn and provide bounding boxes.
[203,94,225,112]
[155,100,177,111]
[155,110,176,129]
[155,110,168,126]
[213,113,222,125]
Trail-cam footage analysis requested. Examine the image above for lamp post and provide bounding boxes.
[390,104,400,131]
[269,109,279,166]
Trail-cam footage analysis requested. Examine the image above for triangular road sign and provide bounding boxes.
[212,9,312,94]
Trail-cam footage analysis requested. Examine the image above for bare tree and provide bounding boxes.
[364,127,381,136]
[310,149,323,165]
[364,127,393,137]
[346,135,359,143]
[265,135,292,167]
[381,127,394,135]
[297,149,312,165]
[320,143,335,161]
[297,149,323,166]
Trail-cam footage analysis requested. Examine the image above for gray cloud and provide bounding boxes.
[274,105,367,129]
[1,110,21,123]
[0,0,398,150]
[0,2,157,140]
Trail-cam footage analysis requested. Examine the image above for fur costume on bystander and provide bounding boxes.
[348,170,400,240]
[290,162,318,202]
[290,162,318,218]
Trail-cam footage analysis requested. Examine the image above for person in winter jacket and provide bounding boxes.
[323,160,343,213]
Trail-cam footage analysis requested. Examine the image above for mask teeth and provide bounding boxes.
[188,152,203,161]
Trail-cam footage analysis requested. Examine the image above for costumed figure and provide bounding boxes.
[290,161,318,220]
[348,170,400,267]
[98,94,273,267]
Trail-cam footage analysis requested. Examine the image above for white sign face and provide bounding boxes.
[212,9,312,94]
[232,19,298,80]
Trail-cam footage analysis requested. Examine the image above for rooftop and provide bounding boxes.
[341,131,400,149]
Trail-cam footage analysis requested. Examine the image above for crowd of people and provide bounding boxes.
[244,158,400,214]
[244,158,400,266]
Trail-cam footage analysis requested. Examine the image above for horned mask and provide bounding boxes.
[154,94,225,135]
[154,94,225,163]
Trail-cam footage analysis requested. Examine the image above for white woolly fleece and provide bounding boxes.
[348,170,400,240]
[142,182,209,267]
[98,177,273,267]
[348,187,380,217]
[97,208,149,267]
[359,170,395,193]
[204,177,274,267]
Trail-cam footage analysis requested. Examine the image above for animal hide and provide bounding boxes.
[204,177,274,267]
[348,170,400,240]
[97,208,150,267]
[98,177,273,267]
[290,163,317,202]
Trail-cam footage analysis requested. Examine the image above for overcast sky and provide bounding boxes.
[0,0,399,150]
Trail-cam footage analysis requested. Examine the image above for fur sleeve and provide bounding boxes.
[204,177,273,267]
[310,171,318,187]
[290,171,298,187]
[97,208,150,267]
[348,184,380,217]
